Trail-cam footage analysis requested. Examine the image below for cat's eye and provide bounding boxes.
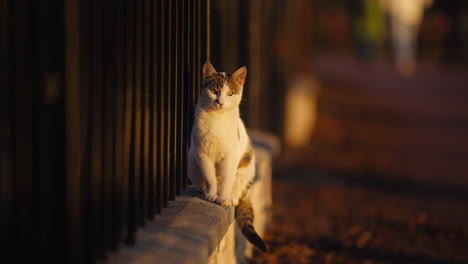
[210,89,217,94]
[227,91,234,96]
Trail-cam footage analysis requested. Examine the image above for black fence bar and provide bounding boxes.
[153,0,163,216]
[90,0,104,258]
[133,0,142,233]
[168,0,176,202]
[181,0,189,193]
[179,0,187,194]
[160,0,169,209]
[142,0,151,223]
[147,0,156,219]
[196,0,202,100]
[190,0,199,108]
[0,0,9,259]
[112,0,125,249]
[10,1,37,262]
[78,0,91,260]
[174,0,182,197]
[101,0,115,254]
[64,0,82,261]
[201,0,208,92]
[126,0,138,245]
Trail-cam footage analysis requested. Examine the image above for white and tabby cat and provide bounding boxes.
[188,61,266,251]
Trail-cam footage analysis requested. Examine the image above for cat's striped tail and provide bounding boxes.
[235,197,267,252]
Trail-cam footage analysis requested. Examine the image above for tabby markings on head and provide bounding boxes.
[203,71,242,94]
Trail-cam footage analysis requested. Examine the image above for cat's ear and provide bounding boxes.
[231,66,247,87]
[203,61,217,80]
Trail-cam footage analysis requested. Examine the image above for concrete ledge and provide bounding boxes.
[106,189,234,264]
[249,130,281,158]
[106,132,277,264]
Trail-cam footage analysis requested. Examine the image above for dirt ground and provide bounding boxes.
[250,170,468,264]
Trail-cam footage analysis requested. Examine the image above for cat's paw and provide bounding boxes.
[232,198,239,206]
[215,197,233,207]
[205,193,218,202]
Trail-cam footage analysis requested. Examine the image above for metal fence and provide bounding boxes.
[3,0,207,262]
[1,0,285,263]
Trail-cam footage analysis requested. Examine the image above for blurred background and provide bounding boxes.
[2,0,468,263]
[244,0,468,263]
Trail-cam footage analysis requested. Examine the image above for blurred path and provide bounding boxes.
[283,54,468,187]
[252,56,468,263]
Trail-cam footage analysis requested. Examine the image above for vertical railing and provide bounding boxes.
[3,0,208,263]
[0,0,8,260]
[209,0,285,134]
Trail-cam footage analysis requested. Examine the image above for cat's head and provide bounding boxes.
[200,61,247,111]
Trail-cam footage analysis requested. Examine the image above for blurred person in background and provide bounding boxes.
[355,0,386,60]
[380,0,433,76]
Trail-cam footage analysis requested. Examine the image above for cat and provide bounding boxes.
[188,61,267,252]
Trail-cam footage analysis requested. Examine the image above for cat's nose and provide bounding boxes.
[216,100,224,107]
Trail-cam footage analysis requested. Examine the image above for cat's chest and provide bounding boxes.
[198,120,238,144]
[195,118,240,157]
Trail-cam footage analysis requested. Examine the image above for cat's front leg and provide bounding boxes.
[197,154,218,202]
[216,159,237,206]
